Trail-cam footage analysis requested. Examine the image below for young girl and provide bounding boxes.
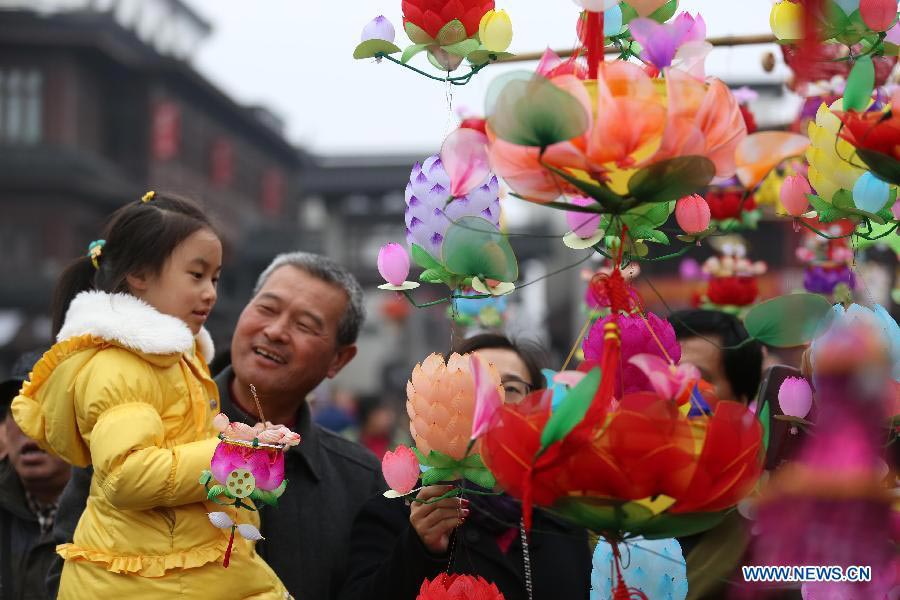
[11,192,291,599]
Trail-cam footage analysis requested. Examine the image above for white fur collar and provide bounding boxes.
[58,291,214,359]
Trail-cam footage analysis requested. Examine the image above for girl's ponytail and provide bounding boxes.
[51,255,97,337]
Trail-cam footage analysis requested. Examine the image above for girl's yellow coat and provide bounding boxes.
[12,291,289,599]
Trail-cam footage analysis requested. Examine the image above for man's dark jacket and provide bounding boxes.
[0,460,57,600]
[47,365,384,599]
[339,494,592,600]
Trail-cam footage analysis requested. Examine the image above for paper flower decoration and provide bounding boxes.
[480,353,764,539]
[628,12,706,71]
[582,311,681,397]
[591,537,688,600]
[778,376,813,419]
[402,0,493,40]
[852,172,891,213]
[860,0,897,31]
[807,101,868,205]
[377,243,420,291]
[210,440,286,494]
[675,194,711,235]
[780,174,812,218]
[478,9,512,52]
[485,60,746,223]
[406,353,501,460]
[361,15,395,42]
[470,353,504,440]
[405,155,500,260]
[382,444,420,497]
[416,573,505,600]
[770,1,803,41]
[836,99,900,185]
[628,353,700,406]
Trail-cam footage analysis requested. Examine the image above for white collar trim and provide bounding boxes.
[58,290,214,358]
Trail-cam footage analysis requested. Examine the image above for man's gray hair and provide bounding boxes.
[253,252,366,346]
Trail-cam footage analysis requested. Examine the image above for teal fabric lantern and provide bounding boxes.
[591,537,688,600]
[852,172,890,213]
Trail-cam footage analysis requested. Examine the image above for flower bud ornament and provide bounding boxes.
[361,15,396,42]
[478,9,512,52]
[377,243,420,291]
[675,194,711,235]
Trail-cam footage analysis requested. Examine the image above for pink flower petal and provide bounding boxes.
[470,354,503,440]
[441,128,491,198]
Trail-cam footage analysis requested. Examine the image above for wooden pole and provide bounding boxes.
[499,33,777,64]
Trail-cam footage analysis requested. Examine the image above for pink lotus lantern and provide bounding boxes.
[778,377,813,420]
[675,194,711,235]
[377,243,420,291]
[860,0,897,31]
[382,444,421,497]
[780,175,812,228]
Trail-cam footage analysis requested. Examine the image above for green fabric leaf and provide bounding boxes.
[443,38,480,57]
[353,39,402,59]
[424,450,459,469]
[639,512,728,540]
[488,74,590,148]
[619,3,638,24]
[808,193,842,224]
[410,244,443,271]
[421,467,457,486]
[412,447,429,465]
[744,293,833,347]
[539,368,601,452]
[462,467,496,489]
[419,268,449,283]
[207,484,227,500]
[404,22,434,45]
[436,19,467,46]
[630,227,670,245]
[467,50,514,65]
[759,398,771,451]
[650,0,679,22]
[833,188,886,223]
[198,470,212,486]
[249,488,281,507]
[442,217,518,282]
[544,165,624,210]
[623,201,674,230]
[843,56,875,112]
[401,43,430,64]
[628,156,717,203]
[856,149,900,186]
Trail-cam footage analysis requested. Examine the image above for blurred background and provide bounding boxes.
[0,0,897,456]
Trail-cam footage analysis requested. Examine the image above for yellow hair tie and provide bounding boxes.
[87,240,106,270]
[141,190,156,203]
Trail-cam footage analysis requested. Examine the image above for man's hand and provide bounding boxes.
[409,485,469,554]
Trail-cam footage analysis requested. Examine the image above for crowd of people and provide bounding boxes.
[1,191,831,600]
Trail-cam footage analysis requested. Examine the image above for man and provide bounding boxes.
[49,253,385,599]
[1,350,71,600]
[669,309,763,404]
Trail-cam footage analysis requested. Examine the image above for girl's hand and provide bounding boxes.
[409,486,469,554]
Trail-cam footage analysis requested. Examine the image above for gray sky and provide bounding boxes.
[188,0,782,155]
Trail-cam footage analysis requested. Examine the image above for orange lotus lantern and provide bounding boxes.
[484,62,747,207]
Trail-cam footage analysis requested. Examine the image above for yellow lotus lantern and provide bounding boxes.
[806,100,868,205]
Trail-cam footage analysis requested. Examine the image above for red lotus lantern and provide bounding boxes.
[416,573,505,600]
[402,0,494,39]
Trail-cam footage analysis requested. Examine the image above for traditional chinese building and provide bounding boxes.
[0,0,306,366]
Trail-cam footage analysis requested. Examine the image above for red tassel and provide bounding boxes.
[585,11,604,79]
[223,526,235,568]
[794,0,826,84]
[611,541,649,600]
